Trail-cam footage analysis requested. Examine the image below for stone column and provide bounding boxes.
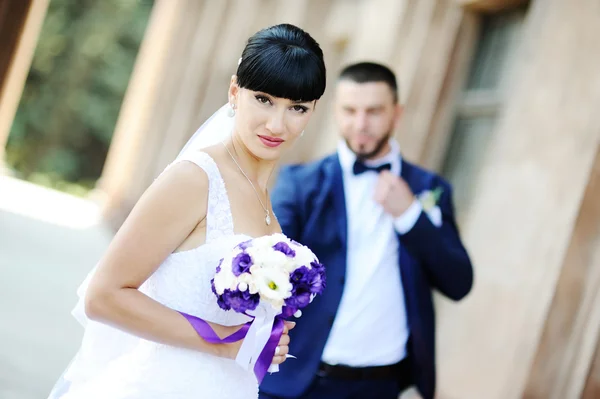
[435,0,600,397]
[0,0,49,170]
[395,0,466,164]
[523,147,600,398]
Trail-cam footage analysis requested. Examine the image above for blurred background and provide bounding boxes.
[1,0,599,398]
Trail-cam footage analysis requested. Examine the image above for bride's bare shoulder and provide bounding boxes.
[144,161,210,218]
[156,160,209,190]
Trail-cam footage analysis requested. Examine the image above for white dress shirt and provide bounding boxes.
[321,140,420,367]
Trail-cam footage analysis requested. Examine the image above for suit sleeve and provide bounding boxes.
[271,166,303,241]
[398,182,473,300]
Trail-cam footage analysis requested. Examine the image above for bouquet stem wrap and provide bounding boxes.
[179,304,284,383]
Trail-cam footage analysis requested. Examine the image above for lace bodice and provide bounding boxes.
[51,151,258,399]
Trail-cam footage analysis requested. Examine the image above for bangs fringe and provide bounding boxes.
[238,46,326,102]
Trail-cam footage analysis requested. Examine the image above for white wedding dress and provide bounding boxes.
[51,151,259,399]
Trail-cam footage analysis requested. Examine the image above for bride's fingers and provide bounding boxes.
[283,321,296,334]
[278,334,290,346]
[272,355,286,365]
[274,321,294,365]
[275,345,289,357]
[272,351,290,364]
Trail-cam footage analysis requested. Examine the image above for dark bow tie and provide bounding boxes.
[352,160,392,175]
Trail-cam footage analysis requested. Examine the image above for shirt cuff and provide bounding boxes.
[394,199,423,234]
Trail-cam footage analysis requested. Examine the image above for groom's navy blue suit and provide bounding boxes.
[259,153,473,399]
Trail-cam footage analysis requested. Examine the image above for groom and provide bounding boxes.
[259,62,473,399]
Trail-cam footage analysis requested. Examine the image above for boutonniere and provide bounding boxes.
[416,186,444,227]
[417,186,443,211]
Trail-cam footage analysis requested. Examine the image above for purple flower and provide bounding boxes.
[295,263,325,289]
[311,261,324,272]
[273,242,296,257]
[290,266,311,285]
[222,289,260,313]
[211,280,231,311]
[237,239,253,250]
[232,252,253,276]
[286,266,313,308]
[309,261,326,294]
[217,295,231,311]
[286,289,312,309]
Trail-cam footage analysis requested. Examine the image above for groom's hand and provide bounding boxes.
[272,321,295,365]
[374,170,415,217]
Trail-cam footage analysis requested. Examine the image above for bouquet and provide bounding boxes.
[180,233,325,382]
[212,234,325,318]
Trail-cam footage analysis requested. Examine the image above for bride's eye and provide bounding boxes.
[255,95,271,105]
[292,105,309,114]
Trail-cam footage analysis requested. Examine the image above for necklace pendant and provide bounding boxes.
[265,213,271,226]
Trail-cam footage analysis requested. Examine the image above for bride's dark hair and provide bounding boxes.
[236,24,326,102]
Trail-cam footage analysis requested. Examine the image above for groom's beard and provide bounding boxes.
[348,130,393,161]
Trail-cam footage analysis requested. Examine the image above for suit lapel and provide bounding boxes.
[400,158,414,188]
[326,154,348,250]
[398,157,416,291]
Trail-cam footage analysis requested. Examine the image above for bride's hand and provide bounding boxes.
[271,321,295,365]
[220,321,295,362]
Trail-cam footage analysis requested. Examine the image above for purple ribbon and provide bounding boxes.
[179,311,284,383]
[254,317,284,382]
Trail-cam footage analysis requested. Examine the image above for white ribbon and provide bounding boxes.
[235,303,280,372]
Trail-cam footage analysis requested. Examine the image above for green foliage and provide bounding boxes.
[6,0,154,194]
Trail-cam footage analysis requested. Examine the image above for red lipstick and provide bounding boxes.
[258,135,284,148]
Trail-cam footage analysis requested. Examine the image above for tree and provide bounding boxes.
[6,0,154,195]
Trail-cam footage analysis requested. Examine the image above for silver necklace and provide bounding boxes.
[222,142,271,226]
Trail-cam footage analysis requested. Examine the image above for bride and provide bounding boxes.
[48,23,326,399]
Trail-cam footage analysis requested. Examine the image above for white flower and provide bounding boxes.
[252,267,293,309]
[262,250,289,270]
[246,246,270,267]
[246,242,291,273]
[213,267,237,294]
[281,257,299,273]
[291,243,318,269]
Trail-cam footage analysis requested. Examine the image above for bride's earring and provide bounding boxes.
[227,103,236,118]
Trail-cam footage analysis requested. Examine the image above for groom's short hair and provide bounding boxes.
[338,62,399,103]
